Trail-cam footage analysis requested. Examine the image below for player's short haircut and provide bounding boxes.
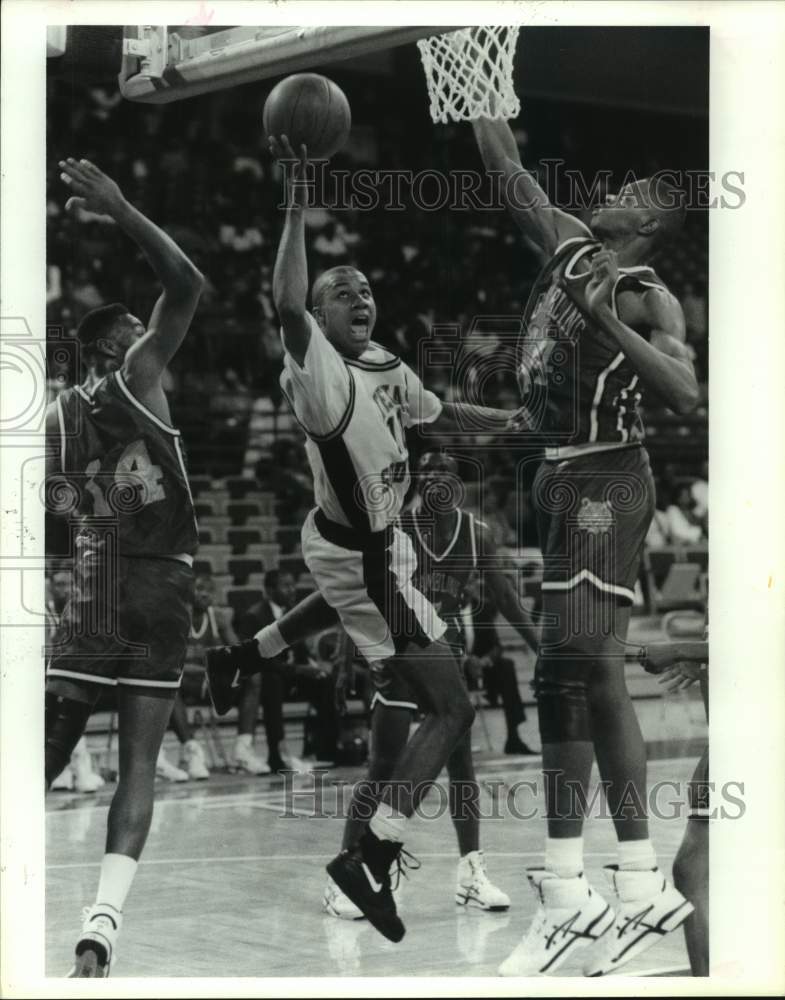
[310,267,366,311]
[418,450,459,476]
[75,303,130,349]
[645,177,687,247]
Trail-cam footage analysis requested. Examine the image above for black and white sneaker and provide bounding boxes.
[205,640,272,716]
[68,903,122,978]
[326,831,409,943]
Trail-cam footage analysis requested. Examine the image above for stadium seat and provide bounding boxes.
[683,545,709,574]
[211,573,234,605]
[194,544,232,575]
[244,492,277,517]
[644,546,681,591]
[227,527,263,554]
[197,517,231,543]
[194,500,215,519]
[189,474,213,497]
[245,543,280,569]
[226,588,264,618]
[225,476,261,499]
[198,528,213,545]
[276,525,302,553]
[227,501,262,525]
[228,557,264,584]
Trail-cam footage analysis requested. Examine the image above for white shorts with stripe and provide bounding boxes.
[301,508,446,664]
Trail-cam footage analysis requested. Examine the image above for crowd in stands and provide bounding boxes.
[45,73,708,786]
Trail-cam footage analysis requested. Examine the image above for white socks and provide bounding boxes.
[255,622,286,658]
[617,838,657,871]
[95,853,138,913]
[545,837,584,878]
[369,803,407,844]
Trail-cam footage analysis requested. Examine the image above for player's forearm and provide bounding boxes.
[592,304,699,415]
[472,117,521,171]
[112,200,203,297]
[273,207,308,316]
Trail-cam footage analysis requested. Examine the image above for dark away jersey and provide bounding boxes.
[400,507,479,630]
[53,371,198,556]
[518,236,668,447]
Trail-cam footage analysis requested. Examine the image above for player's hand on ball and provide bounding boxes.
[59,158,126,217]
[584,248,619,315]
[269,135,310,210]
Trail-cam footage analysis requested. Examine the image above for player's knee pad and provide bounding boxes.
[45,692,92,787]
[534,652,592,743]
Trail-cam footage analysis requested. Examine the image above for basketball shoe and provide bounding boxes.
[230,735,271,775]
[68,903,122,978]
[323,875,364,920]
[50,765,75,791]
[326,830,409,942]
[72,738,105,793]
[498,869,614,977]
[205,640,279,716]
[155,748,188,782]
[181,739,209,780]
[456,851,510,911]
[582,866,694,976]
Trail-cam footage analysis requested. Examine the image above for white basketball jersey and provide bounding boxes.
[280,314,442,533]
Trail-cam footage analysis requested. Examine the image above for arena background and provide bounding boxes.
[42,23,712,980]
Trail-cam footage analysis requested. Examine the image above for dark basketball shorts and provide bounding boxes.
[370,625,465,713]
[533,444,656,605]
[47,535,194,691]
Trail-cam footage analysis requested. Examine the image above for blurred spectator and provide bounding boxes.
[266,437,314,526]
[691,459,709,524]
[665,484,705,544]
[236,570,335,772]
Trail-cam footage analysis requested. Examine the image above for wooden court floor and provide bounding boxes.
[46,701,706,980]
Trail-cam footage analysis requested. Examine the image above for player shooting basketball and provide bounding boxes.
[471,114,700,976]
[46,158,204,977]
[206,135,525,943]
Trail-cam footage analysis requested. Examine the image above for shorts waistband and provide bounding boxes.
[544,441,642,463]
[314,508,393,552]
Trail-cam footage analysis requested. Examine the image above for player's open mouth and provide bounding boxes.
[350,316,370,337]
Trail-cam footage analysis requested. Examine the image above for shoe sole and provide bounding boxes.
[323,901,366,921]
[455,892,510,912]
[499,903,615,977]
[69,944,110,978]
[325,859,405,943]
[585,899,695,976]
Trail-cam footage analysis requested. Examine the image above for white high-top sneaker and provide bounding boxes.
[181,739,210,780]
[72,738,105,793]
[323,875,365,920]
[583,866,694,976]
[498,868,614,977]
[68,903,123,978]
[50,765,75,791]
[231,735,271,775]
[155,747,188,782]
[455,851,511,911]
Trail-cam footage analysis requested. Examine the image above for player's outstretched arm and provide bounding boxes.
[270,136,312,367]
[472,116,590,258]
[59,159,204,390]
[577,249,699,415]
[476,523,540,652]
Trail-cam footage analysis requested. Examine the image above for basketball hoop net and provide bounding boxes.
[417,26,521,124]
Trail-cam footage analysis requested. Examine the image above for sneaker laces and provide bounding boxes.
[390,847,421,890]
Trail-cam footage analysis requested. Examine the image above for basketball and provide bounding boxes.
[263,73,351,159]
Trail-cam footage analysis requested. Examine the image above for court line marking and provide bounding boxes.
[47,849,670,870]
